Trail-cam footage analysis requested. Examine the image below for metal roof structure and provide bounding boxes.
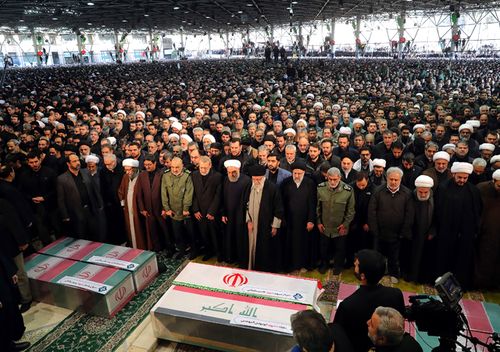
[0,0,498,33]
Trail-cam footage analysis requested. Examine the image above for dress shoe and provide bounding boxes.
[188,250,199,260]
[318,265,328,274]
[10,341,31,351]
[19,301,32,314]
[202,253,213,261]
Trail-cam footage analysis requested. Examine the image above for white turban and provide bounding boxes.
[171,121,183,131]
[416,93,423,98]
[413,124,425,131]
[253,104,261,112]
[332,104,341,110]
[313,102,324,109]
[450,162,473,174]
[168,117,179,123]
[493,169,500,181]
[169,133,180,141]
[180,134,193,143]
[122,158,139,168]
[466,120,480,128]
[116,109,126,116]
[85,155,100,164]
[339,127,352,135]
[224,159,241,169]
[373,159,386,168]
[296,119,307,127]
[135,111,145,119]
[458,124,472,133]
[352,118,365,127]
[284,128,297,136]
[306,93,315,100]
[433,151,450,162]
[414,175,434,188]
[479,143,495,152]
[490,155,500,164]
[203,134,216,144]
[107,137,117,146]
[194,108,204,116]
[442,143,456,151]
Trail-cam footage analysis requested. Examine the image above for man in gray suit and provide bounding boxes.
[57,153,104,240]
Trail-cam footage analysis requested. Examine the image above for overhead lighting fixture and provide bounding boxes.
[87,22,92,25]
[52,17,58,20]
[87,2,95,5]
[144,13,149,16]
[292,1,298,4]
[246,3,253,6]
[122,19,128,22]
[19,19,24,22]
[173,6,180,10]
[238,10,243,14]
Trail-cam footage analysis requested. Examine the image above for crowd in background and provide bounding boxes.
[0,59,499,302]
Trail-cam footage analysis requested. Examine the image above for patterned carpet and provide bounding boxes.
[27,254,187,352]
[26,255,499,352]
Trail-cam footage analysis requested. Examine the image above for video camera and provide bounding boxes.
[406,272,499,352]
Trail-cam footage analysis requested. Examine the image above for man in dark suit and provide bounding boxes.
[333,249,405,352]
[0,253,30,351]
[56,153,104,240]
[192,156,222,261]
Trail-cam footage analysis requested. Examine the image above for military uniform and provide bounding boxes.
[161,169,195,256]
[317,181,356,273]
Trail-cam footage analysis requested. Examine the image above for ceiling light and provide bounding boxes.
[122,19,127,22]
[87,22,92,25]
[144,14,149,16]
[292,1,298,4]
[238,10,243,14]
[246,3,253,6]
[19,19,24,22]
[52,17,58,20]
[173,6,180,10]
[87,2,95,5]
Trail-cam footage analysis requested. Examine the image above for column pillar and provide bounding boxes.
[397,12,406,59]
[114,30,120,62]
[451,8,460,57]
[32,30,42,66]
[76,32,84,64]
[330,18,336,57]
[354,15,361,59]
[208,30,212,57]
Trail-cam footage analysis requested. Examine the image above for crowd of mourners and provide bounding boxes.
[0,59,499,323]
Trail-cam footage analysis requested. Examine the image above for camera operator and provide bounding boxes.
[367,306,422,352]
[333,249,405,352]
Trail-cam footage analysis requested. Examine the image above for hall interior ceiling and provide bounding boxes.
[0,0,498,33]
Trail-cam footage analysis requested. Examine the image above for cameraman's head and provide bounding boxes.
[367,306,405,347]
[290,310,334,352]
[354,249,386,286]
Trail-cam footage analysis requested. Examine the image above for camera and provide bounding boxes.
[406,272,499,352]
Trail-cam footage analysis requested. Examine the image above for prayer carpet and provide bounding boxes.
[27,254,187,352]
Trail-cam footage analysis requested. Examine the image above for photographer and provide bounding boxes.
[367,306,422,352]
[333,250,405,352]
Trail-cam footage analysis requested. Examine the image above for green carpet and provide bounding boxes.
[28,255,186,352]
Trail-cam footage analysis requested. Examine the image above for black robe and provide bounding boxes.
[435,179,482,289]
[475,181,500,289]
[243,180,284,272]
[281,176,317,271]
[222,174,251,265]
[99,164,127,244]
[408,192,436,283]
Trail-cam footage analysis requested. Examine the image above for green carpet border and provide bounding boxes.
[27,256,188,352]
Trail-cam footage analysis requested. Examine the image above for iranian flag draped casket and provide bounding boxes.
[151,263,323,351]
[25,253,135,317]
[37,237,158,292]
